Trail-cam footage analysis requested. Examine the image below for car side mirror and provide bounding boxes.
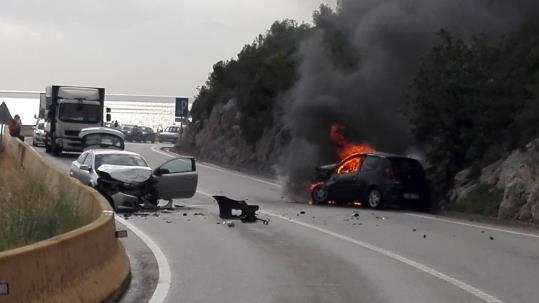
[154,168,170,176]
[80,164,91,171]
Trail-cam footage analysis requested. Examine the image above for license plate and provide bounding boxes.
[404,193,420,199]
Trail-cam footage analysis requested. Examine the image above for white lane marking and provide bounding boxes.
[150,146,282,188]
[406,213,539,239]
[116,217,171,303]
[264,211,503,303]
[197,189,503,303]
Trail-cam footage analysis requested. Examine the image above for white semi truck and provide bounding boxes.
[44,85,108,156]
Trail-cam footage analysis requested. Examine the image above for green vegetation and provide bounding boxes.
[191,19,311,144]
[449,184,504,216]
[407,28,539,197]
[0,166,84,252]
[187,3,539,211]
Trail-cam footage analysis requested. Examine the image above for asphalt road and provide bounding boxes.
[34,142,539,303]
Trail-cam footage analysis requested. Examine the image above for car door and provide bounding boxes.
[78,152,94,185]
[330,155,363,200]
[70,152,88,180]
[153,157,198,200]
[356,156,383,200]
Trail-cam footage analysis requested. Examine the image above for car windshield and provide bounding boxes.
[58,103,101,123]
[95,154,147,168]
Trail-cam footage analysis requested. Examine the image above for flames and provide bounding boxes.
[330,124,375,160]
[330,124,375,174]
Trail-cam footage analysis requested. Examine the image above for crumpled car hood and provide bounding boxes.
[97,165,152,183]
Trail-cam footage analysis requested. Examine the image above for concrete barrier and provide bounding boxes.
[0,131,130,303]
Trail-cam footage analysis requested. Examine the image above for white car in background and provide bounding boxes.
[70,127,198,210]
[157,125,181,143]
[33,119,46,146]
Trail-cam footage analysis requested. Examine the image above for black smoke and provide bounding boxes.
[278,0,539,195]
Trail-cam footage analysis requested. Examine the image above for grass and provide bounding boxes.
[449,183,504,216]
[0,152,84,252]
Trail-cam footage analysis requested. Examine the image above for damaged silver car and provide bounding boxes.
[69,127,198,210]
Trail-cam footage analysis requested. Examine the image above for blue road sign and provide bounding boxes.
[175,98,189,117]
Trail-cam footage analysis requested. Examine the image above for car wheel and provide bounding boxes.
[368,187,384,209]
[311,184,329,204]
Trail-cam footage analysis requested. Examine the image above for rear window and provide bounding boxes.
[388,158,425,177]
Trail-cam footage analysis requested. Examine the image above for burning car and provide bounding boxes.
[70,127,198,209]
[310,153,430,210]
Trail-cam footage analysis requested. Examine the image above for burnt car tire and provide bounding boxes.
[311,184,329,204]
[367,187,384,209]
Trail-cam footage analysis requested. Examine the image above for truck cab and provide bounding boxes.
[44,86,106,156]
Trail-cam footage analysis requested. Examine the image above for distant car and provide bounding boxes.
[157,125,181,143]
[121,125,144,142]
[311,153,430,210]
[119,124,134,137]
[69,149,198,210]
[33,119,46,146]
[141,127,156,143]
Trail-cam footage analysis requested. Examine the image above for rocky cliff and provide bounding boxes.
[178,98,288,173]
[450,137,539,222]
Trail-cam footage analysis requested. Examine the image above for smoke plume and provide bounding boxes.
[279,0,539,195]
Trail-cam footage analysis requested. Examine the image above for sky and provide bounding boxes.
[0,0,336,98]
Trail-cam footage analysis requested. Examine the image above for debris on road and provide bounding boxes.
[423,235,427,239]
[182,213,188,216]
[352,212,360,217]
[166,220,172,223]
[375,216,386,220]
[489,236,494,240]
[413,228,417,232]
[212,195,269,225]
[227,221,235,227]
[300,211,306,215]
[193,212,205,216]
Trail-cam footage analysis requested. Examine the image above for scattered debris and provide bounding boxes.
[193,213,205,216]
[227,221,235,227]
[213,195,269,225]
[182,213,188,216]
[375,216,386,220]
[352,213,360,218]
[423,234,427,239]
[489,236,494,240]
[481,230,485,234]
[152,213,159,217]
[174,204,184,208]
[413,228,417,232]
[161,210,172,214]
[357,222,363,225]
[216,222,221,225]
[166,220,172,223]
[300,211,306,215]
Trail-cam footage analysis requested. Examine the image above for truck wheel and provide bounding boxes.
[45,138,51,153]
[52,145,61,156]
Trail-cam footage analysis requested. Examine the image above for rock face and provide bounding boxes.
[178,99,287,172]
[451,137,539,222]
